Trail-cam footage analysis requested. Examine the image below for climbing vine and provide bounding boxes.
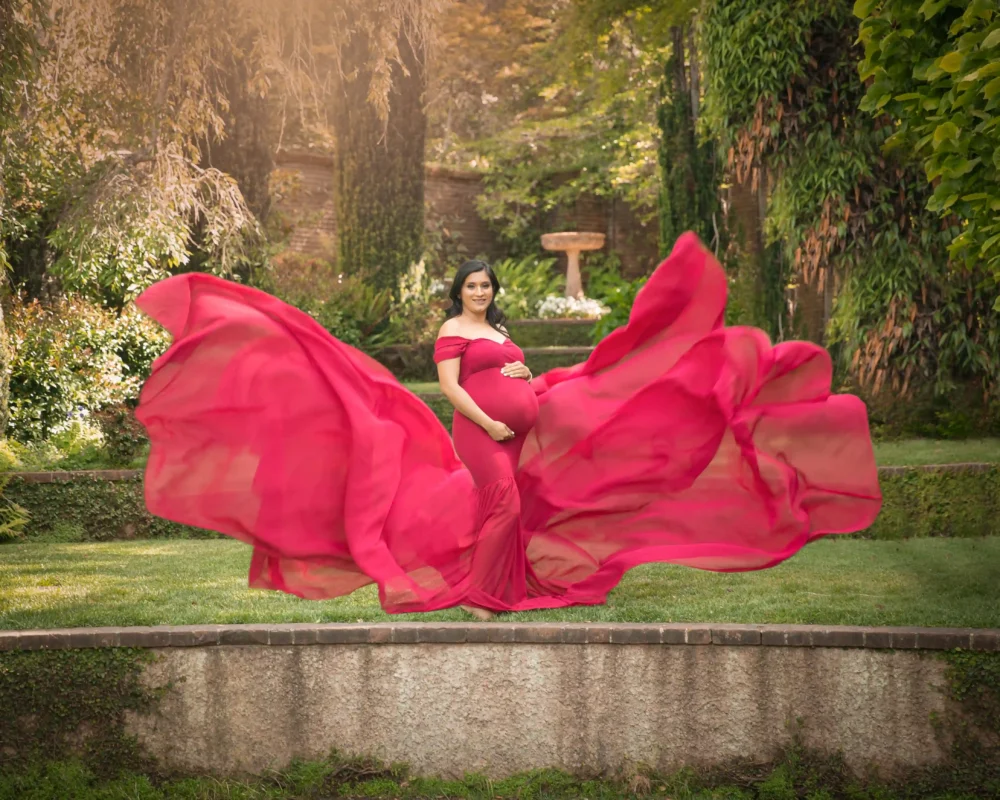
[856,0,1000,286]
[2,476,213,541]
[700,0,1000,418]
[333,12,428,297]
[925,651,1000,794]
[657,24,720,257]
[0,649,163,776]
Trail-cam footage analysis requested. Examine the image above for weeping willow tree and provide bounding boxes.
[0,0,440,307]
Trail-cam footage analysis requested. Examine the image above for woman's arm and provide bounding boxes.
[436,357,498,430]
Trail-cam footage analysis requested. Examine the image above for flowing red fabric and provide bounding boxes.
[135,232,881,612]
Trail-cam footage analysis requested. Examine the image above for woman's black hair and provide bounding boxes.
[444,259,508,334]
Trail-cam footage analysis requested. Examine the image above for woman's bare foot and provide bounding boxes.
[460,604,495,621]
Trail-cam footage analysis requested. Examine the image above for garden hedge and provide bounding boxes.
[1,465,997,544]
[1,475,214,542]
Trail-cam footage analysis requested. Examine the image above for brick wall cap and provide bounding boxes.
[0,623,994,652]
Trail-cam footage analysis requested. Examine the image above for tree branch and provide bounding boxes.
[151,0,190,156]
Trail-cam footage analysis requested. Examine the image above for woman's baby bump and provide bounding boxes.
[462,368,539,435]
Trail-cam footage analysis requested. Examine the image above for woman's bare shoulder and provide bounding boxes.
[437,317,463,339]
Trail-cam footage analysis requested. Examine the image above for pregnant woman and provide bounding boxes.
[135,233,882,616]
[434,259,540,619]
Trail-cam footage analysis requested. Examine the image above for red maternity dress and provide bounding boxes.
[134,232,882,612]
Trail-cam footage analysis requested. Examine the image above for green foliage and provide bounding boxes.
[446,5,669,258]
[944,650,1000,737]
[0,0,42,274]
[1,476,211,541]
[92,405,149,467]
[423,210,470,278]
[0,417,145,473]
[724,239,789,339]
[5,296,169,441]
[263,251,440,353]
[0,649,162,776]
[0,311,10,436]
[864,466,1000,539]
[857,0,1000,287]
[0,472,29,543]
[827,229,1000,401]
[494,254,563,320]
[702,0,1000,407]
[584,261,648,342]
[506,319,596,347]
[7,437,982,545]
[2,731,999,799]
[922,650,1000,796]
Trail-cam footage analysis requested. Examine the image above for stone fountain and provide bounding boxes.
[541,231,606,299]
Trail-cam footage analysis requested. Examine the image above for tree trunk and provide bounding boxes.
[333,21,426,297]
[201,29,276,222]
[0,300,9,435]
[657,25,719,257]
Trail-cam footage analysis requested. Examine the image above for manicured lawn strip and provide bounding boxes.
[1,537,998,630]
[871,437,1000,466]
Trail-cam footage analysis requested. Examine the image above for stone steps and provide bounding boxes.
[521,345,593,375]
[505,318,596,348]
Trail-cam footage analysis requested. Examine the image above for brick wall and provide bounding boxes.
[272,151,660,276]
[424,164,503,259]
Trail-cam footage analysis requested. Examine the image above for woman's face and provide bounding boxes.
[461,269,494,313]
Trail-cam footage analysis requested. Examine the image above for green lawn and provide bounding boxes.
[1,537,998,630]
[872,437,1000,466]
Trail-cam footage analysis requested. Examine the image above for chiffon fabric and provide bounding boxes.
[135,232,882,612]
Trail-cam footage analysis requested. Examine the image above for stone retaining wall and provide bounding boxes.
[2,623,996,778]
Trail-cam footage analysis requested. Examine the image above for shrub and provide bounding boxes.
[5,297,168,441]
[494,255,563,320]
[263,250,405,351]
[2,475,213,541]
[584,263,648,342]
[92,405,149,467]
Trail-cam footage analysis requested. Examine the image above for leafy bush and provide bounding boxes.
[494,255,563,320]
[2,475,212,541]
[92,405,149,467]
[6,298,169,441]
[263,250,410,350]
[584,262,648,342]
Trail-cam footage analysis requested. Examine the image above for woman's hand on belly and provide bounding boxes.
[500,360,532,381]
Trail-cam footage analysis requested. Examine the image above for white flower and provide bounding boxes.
[535,294,611,320]
[398,259,430,304]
